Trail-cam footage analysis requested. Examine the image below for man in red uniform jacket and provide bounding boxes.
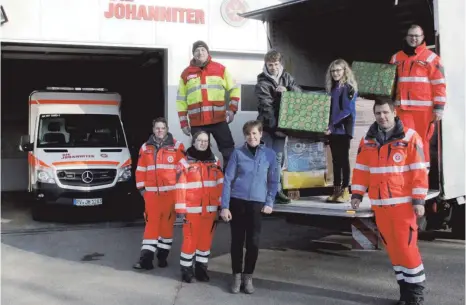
[351,98,428,305]
[132,117,188,270]
[390,24,446,170]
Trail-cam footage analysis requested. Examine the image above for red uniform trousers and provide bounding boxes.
[141,191,176,258]
[180,211,217,268]
[396,108,435,168]
[373,203,426,298]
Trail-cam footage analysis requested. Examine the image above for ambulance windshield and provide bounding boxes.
[37,114,127,148]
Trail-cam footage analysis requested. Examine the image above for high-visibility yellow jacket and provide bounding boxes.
[176,56,240,128]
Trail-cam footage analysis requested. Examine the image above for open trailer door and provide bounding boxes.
[239,0,442,221]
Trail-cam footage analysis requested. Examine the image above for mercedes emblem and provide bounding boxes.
[81,171,94,184]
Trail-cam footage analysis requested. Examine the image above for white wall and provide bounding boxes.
[437,0,466,200]
[1,0,276,189]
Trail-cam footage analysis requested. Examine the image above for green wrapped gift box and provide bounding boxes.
[278,91,330,133]
[352,61,396,97]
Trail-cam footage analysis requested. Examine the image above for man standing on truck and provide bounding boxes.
[133,117,188,270]
[255,49,302,204]
[176,40,240,170]
[351,97,428,305]
[390,24,446,170]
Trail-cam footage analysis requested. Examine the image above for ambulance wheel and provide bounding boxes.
[451,204,465,240]
[32,202,48,222]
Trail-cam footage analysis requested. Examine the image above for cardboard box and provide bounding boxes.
[282,170,327,189]
[283,137,327,172]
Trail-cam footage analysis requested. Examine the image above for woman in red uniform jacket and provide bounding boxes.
[176,131,224,283]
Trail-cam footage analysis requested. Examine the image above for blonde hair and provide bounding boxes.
[325,59,358,93]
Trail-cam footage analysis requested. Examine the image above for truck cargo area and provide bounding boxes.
[242,0,441,219]
[1,42,166,192]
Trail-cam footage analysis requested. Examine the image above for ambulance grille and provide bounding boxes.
[56,169,117,186]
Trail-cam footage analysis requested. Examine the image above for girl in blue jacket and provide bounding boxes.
[324,59,358,203]
[220,120,280,294]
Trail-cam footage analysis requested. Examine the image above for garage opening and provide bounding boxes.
[1,42,166,192]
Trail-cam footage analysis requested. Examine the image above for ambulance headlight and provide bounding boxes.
[37,168,56,184]
[118,165,132,182]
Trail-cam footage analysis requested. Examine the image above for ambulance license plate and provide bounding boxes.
[73,198,103,206]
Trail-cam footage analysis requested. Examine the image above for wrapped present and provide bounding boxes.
[283,137,327,172]
[282,170,327,189]
[278,91,331,133]
[352,61,396,97]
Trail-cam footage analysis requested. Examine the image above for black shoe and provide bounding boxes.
[195,263,210,282]
[275,191,291,204]
[133,259,154,270]
[181,267,196,283]
[133,250,154,270]
[157,248,169,268]
[158,259,168,268]
[406,299,424,305]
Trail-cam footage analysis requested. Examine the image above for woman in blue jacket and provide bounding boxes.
[220,120,280,294]
[324,59,358,203]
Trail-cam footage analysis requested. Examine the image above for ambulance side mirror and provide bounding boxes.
[19,135,33,152]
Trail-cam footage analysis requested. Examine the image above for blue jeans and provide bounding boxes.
[262,132,285,193]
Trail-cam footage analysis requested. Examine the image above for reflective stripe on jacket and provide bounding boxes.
[176,56,240,128]
[390,43,446,113]
[175,153,224,214]
[351,118,428,206]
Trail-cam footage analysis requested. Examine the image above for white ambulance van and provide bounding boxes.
[19,87,133,219]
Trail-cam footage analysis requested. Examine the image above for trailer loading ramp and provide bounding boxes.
[273,190,440,218]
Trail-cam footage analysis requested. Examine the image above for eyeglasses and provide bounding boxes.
[331,68,344,73]
[407,34,423,38]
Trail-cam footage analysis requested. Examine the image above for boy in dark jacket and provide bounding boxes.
[255,50,302,204]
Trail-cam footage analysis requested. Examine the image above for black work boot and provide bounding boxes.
[181,266,196,283]
[157,248,169,268]
[275,190,291,204]
[194,262,210,282]
[133,249,154,270]
[405,283,425,305]
[395,281,407,305]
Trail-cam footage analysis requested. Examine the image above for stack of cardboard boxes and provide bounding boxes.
[277,62,396,197]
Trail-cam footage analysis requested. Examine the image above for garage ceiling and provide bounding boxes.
[1,43,163,63]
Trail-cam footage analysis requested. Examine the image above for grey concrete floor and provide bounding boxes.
[2,214,465,305]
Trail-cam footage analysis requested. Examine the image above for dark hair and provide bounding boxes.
[152,117,168,128]
[373,97,395,113]
[264,49,282,63]
[242,120,263,135]
[191,130,210,146]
